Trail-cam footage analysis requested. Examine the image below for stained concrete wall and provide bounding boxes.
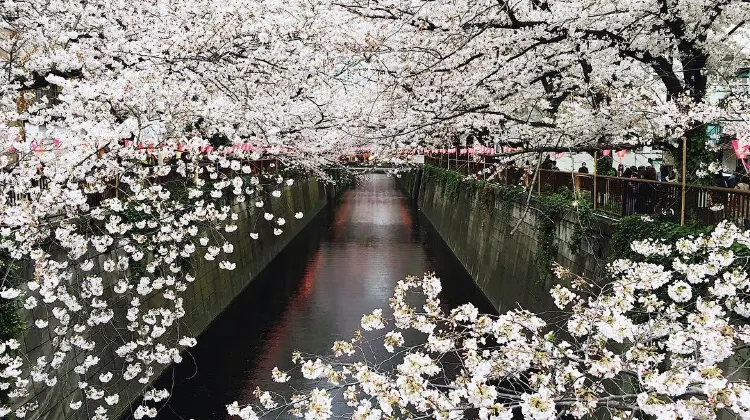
[399,169,613,314]
[16,177,347,420]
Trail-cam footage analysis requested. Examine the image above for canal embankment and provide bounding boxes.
[20,175,349,420]
[399,167,615,314]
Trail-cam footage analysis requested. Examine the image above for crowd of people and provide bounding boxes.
[614,162,662,182]
[531,156,750,217]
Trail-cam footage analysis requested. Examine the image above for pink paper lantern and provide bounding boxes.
[732,140,749,159]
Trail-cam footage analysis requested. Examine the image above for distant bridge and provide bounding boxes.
[345,166,396,173]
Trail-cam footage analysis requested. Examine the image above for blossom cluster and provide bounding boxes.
[230,221,750,420]
[324,0,750,166]
[0,145,307,418]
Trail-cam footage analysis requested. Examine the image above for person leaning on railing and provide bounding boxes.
[641,166,658,214]
[713,171,741,213]
[621,166,639,215]
[728,181,750,230]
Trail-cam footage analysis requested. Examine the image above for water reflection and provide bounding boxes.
[151,174,494,419]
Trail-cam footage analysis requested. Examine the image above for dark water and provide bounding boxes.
[151,174,495,419]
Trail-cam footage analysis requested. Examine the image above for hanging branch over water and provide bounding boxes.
[229,221,750,420]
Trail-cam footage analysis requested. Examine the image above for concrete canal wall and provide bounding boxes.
[18,177,348,420]
[399,169,613,314]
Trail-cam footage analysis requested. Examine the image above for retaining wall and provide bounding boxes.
[399,169,613,314]
[17,177,347,420]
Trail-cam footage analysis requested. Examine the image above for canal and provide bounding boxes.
[150,173,495,419]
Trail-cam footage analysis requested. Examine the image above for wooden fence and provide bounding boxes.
[424,156,750,227]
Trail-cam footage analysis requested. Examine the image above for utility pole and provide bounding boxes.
[680,136,687,226]
[593,151,598,211]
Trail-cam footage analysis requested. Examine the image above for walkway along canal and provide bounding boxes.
[144,173,495,419]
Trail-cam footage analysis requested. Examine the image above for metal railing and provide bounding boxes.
[424,155,750,227]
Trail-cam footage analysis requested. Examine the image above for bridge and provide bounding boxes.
[346,166,397,173]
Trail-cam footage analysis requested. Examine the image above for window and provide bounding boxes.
[707,124,722,147]
[35,85,62,106]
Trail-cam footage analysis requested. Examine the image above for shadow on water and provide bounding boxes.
[144,174,495,420]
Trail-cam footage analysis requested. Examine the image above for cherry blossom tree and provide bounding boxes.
[2,0,750,418]
[330,0,750,168]
[0,0,360,418]
[0,0,373,153]
[230,221,750,420]
[0,140,324,418]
